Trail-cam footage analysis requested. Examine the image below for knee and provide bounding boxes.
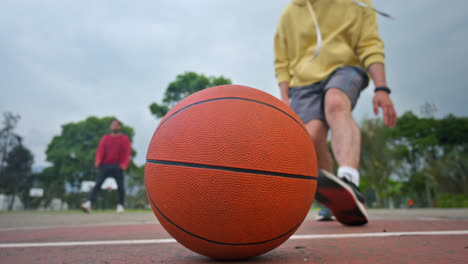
[324,91,350,118]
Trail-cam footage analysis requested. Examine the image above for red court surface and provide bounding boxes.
[1,210,467,264]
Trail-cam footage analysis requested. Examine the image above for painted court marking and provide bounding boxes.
[1,230,468,248]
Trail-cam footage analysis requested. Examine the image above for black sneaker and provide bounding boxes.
[315,170,368,226]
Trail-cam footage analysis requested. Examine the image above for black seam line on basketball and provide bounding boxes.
[147,192,301,246]
[146,159,317,181]
[157,97,308,135]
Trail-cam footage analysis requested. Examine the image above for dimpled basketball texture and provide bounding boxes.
[145,85,317,259]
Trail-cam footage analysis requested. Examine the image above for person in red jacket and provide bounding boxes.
[80,119,131,213]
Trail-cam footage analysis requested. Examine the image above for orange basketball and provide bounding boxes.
[145,85,317,259]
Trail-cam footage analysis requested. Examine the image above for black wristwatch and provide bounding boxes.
[374,86,391,94]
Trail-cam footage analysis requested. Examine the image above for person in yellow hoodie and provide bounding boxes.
[274,0,397,225]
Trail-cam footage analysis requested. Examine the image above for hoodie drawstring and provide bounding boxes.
[305,0,393,62]
[306,0,322,62]
[349,0,394,20]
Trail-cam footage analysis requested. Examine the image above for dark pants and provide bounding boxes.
[89,164,125,205]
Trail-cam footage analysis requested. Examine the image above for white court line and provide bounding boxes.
[1,230,467,248]
[291,230,468,239]
[0,222,159,232]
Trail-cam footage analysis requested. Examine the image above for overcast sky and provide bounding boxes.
[1,0,467,167]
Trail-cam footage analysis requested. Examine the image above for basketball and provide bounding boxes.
[145,84,317,259]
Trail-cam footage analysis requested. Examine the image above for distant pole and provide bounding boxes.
[420,102,438,207]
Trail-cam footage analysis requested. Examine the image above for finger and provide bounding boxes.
[387,106,393,127]
[383,105,391,127]
[387,105,395,128]
[373,100,379,116]
[390,106,397,127]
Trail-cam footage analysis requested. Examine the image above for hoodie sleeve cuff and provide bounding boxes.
[276,71,291,84]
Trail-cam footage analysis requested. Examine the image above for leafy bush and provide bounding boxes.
[435,194,468,208]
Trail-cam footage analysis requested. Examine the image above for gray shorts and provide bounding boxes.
[288,66,369,124]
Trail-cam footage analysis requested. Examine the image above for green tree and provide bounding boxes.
[35,166,65,208]
[0,112,21,176]
[358,109,468,208]
[390,111,440,206]
[1,141,34,210]
[45,116,136,206]
[126,164,147,208]
[0,112,35,210]
[390,111,468,207]
[437,114,468,152]
[149,71,232,118]
[360,117,399,207]
[430,114,468,198]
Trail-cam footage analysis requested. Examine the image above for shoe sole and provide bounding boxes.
[315,215,336,221]
[80,205,91,214]
[315,170,368,226]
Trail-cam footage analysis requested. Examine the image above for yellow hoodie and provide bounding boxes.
[274,0,385,88]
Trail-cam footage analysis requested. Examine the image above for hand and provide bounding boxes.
[281,97,290,107]
[119,164,128,171]
[373,91,397,128]
[94,161,101,168]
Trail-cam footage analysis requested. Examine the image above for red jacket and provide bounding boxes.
[95,134,131,168]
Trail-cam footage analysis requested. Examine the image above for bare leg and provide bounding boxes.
[324,88,360,169]
[304,119,333,173]
[305,119,335,220]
